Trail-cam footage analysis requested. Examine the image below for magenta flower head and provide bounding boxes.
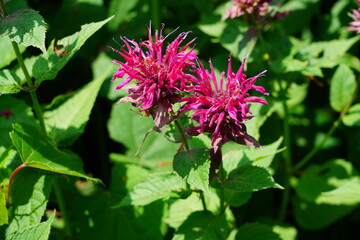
[223,0,289,24]
[179,58,268,152]
[348,8,360,34]
[111,25,197,130]
[224,0,272,19]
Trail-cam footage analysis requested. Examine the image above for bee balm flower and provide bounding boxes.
[179,58,268,152]
[348,8,360,34]
[111,26,197,130]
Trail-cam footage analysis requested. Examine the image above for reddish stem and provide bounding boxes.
[7,163,27,201]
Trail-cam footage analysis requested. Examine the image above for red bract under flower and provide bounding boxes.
[179,58,268,152]
[111,26,197,130]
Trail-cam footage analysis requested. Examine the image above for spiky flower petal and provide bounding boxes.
[111,26,197,129]
[179,58,268,152]
[348,8,360,34]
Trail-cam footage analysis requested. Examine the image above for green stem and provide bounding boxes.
[1,0,47,135]
[53,180,72,238]
[277,80,292,221]
[219,163,225,214]
[1,2,72,237]
[12,42,47,135]
[293,117,340,171]
[174,120,208,212]
[151,0,160,29]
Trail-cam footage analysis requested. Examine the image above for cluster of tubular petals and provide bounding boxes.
[111,26,268,151]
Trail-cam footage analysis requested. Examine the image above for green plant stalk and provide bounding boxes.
[293,116,341,171]
[219,162,225,214]
[0,0,47,135]
[1,1,71,237]
[151,0,160,29]
[174,120,208,212]
[277,80,292,221]
[53,180,72,237]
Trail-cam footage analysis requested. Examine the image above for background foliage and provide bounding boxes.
[1,0,360,239]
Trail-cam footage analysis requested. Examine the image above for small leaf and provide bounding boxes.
[117,172,187,207]
[44,69,106,146]
[6,169,53,238]
[0,9,47,53]
[222,165,282,192]
[0,189,8,226]
[236,223,281,240]
[0,69,22,95]
[173,148,211,192]
[32,16,113,83]
[330,65,357,112]
[173,211,229,240]
[342,103,360,127]
[9,211,55,240]
[9,123,101,183]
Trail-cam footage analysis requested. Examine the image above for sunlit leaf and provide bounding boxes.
[222,165,282,192]
[0,9,46,53]
[0,189,8,226]
[342,103,360,127]
[330,65,357,112]
[295,159,360,206]
[173,148,210,192]
[44,63,107,146]
[9,123,101,183]
[31,16,113,83]
[6,169,53,238]
[0,70,22,95]
[9,211,55,240]
[117,172,187,207]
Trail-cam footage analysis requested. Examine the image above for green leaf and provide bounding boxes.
[222,138,284,175]
[293,196,354,230]
[0,9,47,53]
[0,69,22,95]
[6,169,53,238]
[71,190,166,240]
[107,0,140,31]
[8,211,55,240]
[9,123,101,183]
[173,148,210,192]
[0,35,26,69]
[107,103,178,163]
[235,223,281,240]
[31,16,113,83]
[330,65,357,112]
[0,189,8,226]
[166,190,222,229]
[117,172,187,207]
[294,159,360,206]
[222,165,282,192]
[43,66,106,146]
[0,96,37,148]
[173,211,229,240]
[343,103,360,127]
